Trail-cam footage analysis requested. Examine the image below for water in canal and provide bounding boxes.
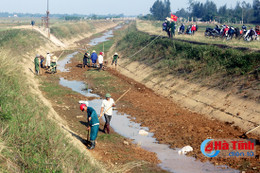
[58,26,239,173]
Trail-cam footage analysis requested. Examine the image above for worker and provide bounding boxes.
[111,52,119,66]
[82,51,89,68]
[91,50,98,68]
[165,17,171,38]
[170,21,176,38]
[31,20,35,27]
[51,55,57,73]
[40,55,45,68]
[99,93,115,134]
[80,102,99,150]
[34,54,40,75]
[98,52,104,71]
[45,52,51,69]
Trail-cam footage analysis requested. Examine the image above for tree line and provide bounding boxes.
[143,0,260,24]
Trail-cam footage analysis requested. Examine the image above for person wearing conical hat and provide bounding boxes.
[111,52,120,67]
[91,50,98,68]
[51,55,57,73]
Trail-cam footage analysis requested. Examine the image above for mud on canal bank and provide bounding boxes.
[60,56,259,172]
[38,26,259,172]
[39,73,166,173]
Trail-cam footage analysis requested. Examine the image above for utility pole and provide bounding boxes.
[46,0,50,39]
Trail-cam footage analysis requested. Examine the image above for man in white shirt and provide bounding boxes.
[45,52,51,68]
[100,93,115,134]
[98,52,104,71]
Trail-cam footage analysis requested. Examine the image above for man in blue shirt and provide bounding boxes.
[91,50,98,68]
[80,102,99,149]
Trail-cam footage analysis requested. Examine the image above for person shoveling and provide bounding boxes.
[79,101,99,150]
[99,93,115,134]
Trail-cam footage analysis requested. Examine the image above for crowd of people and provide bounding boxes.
[34,50,121,150]
[162,18,198,38]
[205,24,260,41]
[178,23,198,35]
[162,17,175,38]
[78,51,121,149]
[34,52,57,75]
[162,19,259,42]
[82,50,120,71]
[34,51,120,75]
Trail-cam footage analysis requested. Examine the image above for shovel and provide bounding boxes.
[240,124,260,138]
[99,88,131,120]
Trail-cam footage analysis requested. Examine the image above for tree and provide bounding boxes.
[218,5,228,23]
[188,0,217,21]
[150,0,171,20]
[241,1,254,23]
[163,0,171,19]
[202,0,217,21]
[232,2,242,23]
[175,8,190,18]
[253,0,260,23]
[191,2,204,18]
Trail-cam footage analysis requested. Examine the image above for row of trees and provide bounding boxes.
[147,0,260,24]
[149,0,171,20]
[0,12,126,20]
[182,0,260,24]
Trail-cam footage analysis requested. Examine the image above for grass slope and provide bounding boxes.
[0,28,101,172]
[137,20,260,50]
[116,25,260,77]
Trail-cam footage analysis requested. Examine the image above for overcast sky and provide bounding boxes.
[0,0,254,16]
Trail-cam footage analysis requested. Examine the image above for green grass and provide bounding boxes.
[86,71,119,94]
[0,30,102,172]
[98,133,122,144]
[0,29,44,56]
[40,76,76,104]
[116,24,260,78]
[50,22,94,39]
[91,39,114,53]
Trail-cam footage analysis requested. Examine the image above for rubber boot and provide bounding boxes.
[107,124,110,134]
[103,124,107,133]
[88,141,95,150]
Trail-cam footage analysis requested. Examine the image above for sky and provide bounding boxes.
[0,0,254,16]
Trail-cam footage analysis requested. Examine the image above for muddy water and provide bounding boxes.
[59,78,99,98]
[88,25,121,46]
[58,52,78,72]
[88,30,113,46]
[57,28,239,173]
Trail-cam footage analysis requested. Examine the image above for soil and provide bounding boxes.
[35,24,260,172]
[55,56,260,172]
[39,67,166,173]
